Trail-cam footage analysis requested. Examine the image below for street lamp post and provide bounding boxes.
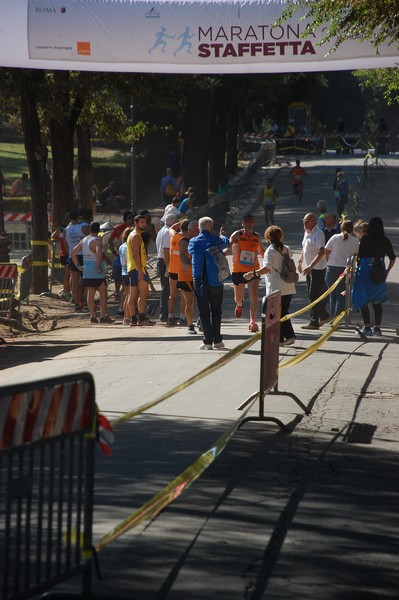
[130,99,137,216]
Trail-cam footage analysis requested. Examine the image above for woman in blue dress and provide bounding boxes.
[352,217,396,336]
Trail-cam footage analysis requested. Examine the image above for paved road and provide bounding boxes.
[2,154,399,599]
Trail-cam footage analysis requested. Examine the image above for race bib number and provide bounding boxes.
[294,174,302,182]
[240,250,256,266]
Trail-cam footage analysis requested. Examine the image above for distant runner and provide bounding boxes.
[290,159,306,204]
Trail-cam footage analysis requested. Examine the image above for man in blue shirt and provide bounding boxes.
[188,217,229,350]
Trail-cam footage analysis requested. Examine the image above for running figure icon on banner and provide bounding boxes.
[148,28,175,54]
[174,27,194,56]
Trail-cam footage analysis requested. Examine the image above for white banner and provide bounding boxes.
[1,0,398,73]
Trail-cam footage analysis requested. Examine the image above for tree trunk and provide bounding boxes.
[19,70,49,294]
[76,123,93,210]
[49,71,84,228]
[182,89,211,206]
[208,90,227,193]
[226,100,240,176]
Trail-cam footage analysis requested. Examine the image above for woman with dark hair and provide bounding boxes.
[244,225,297,346]
[325,220,359,318]
[352,216,396,336]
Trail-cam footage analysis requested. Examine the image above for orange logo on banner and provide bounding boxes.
[77,41,91,56]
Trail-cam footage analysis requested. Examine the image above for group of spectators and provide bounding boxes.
[50,157,396,347]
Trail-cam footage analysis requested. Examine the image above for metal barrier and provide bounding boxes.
[0,373,97,600]
[237,292,309,431]
[0,263,18,319]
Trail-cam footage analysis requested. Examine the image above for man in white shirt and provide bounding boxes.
[298,213,330,330]
[156,213,178,321]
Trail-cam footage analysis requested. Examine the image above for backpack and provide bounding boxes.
[204,245,231,286]
[280,250,298,284]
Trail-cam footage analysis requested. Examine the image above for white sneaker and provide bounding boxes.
[213,341,225,349]
[199,343,213,350]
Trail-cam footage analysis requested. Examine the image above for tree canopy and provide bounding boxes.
[281,0,399,53]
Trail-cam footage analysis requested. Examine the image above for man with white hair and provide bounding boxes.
[188,217,229,350]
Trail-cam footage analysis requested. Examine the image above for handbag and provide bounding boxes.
[368,257,386,284]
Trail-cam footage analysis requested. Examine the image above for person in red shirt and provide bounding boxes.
[290,159,307,204]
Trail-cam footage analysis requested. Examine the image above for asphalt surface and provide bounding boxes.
[2,153,399,600]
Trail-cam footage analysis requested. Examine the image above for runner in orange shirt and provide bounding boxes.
[229,214,264,333]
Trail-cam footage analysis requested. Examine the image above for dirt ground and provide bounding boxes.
[0,286,121,344]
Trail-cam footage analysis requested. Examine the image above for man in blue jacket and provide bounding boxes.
[188,217,229,350]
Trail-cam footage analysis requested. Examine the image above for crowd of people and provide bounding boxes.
[50,159,396,346]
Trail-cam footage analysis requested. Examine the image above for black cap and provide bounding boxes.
[242,214,254,221]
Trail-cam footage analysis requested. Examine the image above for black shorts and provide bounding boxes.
[169,272,178,281]
[60,255,69,266]
[122,275,130,286]
[83,278,107,288]
[69,255,83,272]
[177,281,193,292]
[232,272,248,285]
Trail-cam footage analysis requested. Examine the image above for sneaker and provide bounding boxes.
[166,318,176,326]
[178,318,188,326]
[187,325,197,334]
[74,304,83,313]
[99,315,114,324]
[235,303,243,318]
[249,321,259,333]
[213,341,225,349]
[319,317,331,327]
[123,317,130,326]
[130,316,138,326]
[372,327,382,336]
[280,337,296,346]
[360,326,373,336]
[301,322,319,330]
[199,343,213,350]
[90,316,99,324]
[117,309,124,316]
[159,316,168,323]
[138,317,156,326]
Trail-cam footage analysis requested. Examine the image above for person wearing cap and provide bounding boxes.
[156,213,178,322]
[64,209,89,312]
[229,214,264,333]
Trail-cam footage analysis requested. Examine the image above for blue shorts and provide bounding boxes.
[112,258,122,284]
[128,270,149,287]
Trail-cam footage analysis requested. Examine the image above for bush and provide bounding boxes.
[3,197,32,212]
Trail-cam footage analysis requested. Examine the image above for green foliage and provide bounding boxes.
[355,68,399,105]
[3,197,32,212]
[280,0,399,52]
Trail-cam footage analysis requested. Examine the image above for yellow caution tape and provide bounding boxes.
[279,312,345,369]
[95,391,259,553]
[110,333,261,428]
[31,261,51,267]
[31,240,49,246]
[280,269,347,323]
